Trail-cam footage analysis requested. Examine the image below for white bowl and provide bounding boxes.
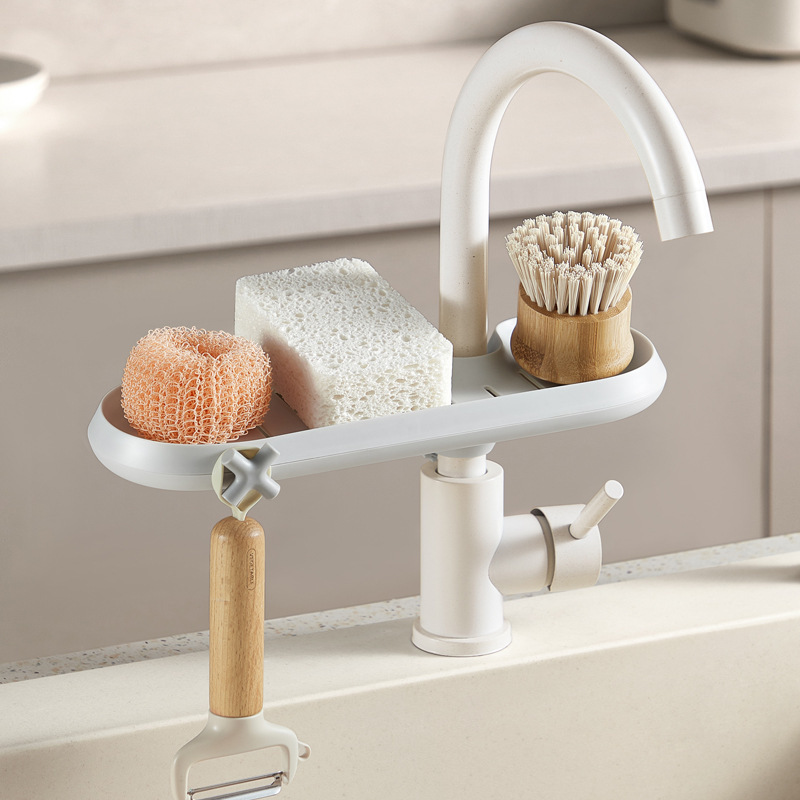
[0,55,48,119]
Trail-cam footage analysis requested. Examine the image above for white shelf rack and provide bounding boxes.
[88,319,665,492]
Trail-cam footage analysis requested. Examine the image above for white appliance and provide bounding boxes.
[668,0,800,56]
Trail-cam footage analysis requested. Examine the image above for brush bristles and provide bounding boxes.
[505,211,643,316]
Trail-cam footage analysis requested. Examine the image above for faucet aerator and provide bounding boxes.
[653,189,715,241]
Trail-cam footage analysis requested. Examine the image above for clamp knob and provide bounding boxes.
[212,443,281,519]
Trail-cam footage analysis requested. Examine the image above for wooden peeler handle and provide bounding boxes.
[209,516,265,718]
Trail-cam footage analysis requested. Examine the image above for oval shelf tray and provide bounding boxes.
[88,320,666,491]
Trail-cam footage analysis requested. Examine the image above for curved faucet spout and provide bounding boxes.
[439,22,713,357]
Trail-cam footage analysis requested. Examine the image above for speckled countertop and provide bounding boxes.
[3,533,798,683]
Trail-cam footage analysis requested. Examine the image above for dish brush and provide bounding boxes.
[505,211,643,384]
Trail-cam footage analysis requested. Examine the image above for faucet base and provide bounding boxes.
[411,618,511,657]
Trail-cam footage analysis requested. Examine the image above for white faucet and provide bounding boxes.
[439,21,713,358]
[412,22,713,657]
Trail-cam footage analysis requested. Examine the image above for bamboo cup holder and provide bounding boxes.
[510,284,634,384]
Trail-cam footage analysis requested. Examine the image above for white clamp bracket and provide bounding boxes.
[211,443,281,520]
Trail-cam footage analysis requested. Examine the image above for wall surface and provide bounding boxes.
[0,0,664,78]
[0,11,792,665]
[770,187,800,537]
[0,191,772,663]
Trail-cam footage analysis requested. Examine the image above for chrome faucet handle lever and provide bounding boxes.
[570,480,624,539]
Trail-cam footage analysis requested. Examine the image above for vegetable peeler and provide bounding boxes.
[172,448,309,799]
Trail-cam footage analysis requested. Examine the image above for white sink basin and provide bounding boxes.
[2,549,800,799]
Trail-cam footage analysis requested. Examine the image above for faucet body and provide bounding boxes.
[414,22,713,655]
[414,455,511,656]
[412,454,606,656]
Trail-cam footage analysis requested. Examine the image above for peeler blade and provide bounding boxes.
[188,771,284,800]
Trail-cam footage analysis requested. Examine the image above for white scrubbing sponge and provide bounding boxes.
[235,258,453,428]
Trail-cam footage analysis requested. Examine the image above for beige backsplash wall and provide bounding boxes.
[0,0,664,78]
[0,191,769,663]
[2,0,796,677]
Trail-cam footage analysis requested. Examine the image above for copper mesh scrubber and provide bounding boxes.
[121,326,272,444]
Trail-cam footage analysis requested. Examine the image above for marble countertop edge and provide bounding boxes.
[3,533,798,684]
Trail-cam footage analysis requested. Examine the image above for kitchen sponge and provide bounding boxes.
[235,258,452,428]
